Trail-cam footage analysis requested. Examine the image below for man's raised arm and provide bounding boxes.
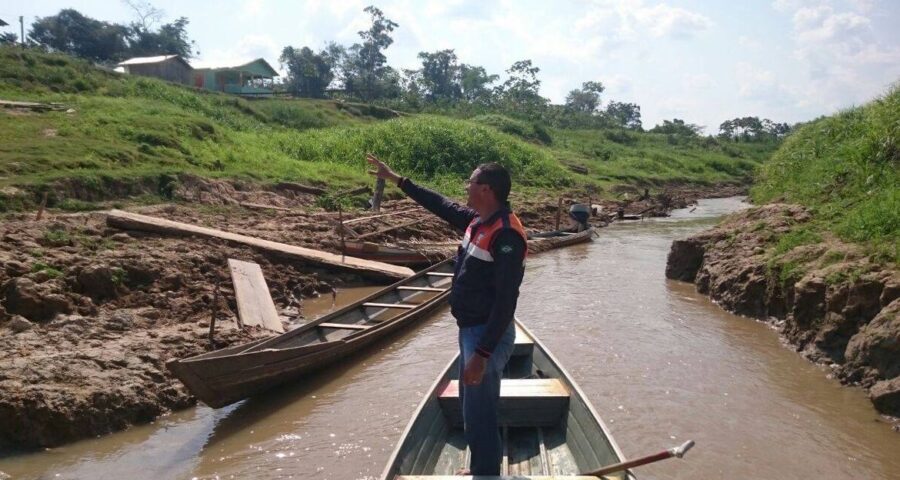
[367,154,476,231]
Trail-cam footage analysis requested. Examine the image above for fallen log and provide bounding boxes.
[334,185,370,197]
[567,164,589,174]
[239,202,292,212]
[105,209,414,280]
[356,218,421,240]
[0,99,68,112]
[274,182,327,196]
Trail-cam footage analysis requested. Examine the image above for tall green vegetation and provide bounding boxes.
[752,85,899,261]
[27,6,195,63]
[0,45,777,212]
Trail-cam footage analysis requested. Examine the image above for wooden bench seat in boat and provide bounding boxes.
[396,476,603,479]
[438,379,569,427]
[513,324,534,357]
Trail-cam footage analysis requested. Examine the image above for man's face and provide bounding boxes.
[465,168,489,209]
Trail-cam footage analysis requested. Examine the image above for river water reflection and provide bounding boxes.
[2,197,897,479]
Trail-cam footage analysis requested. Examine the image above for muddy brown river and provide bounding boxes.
[2,197,898,479]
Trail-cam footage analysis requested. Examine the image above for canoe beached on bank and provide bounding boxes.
[381,320,635,480]
[342,228,596,266]
[167,259,455,408]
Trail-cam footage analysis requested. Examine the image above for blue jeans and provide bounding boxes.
[457,322,516,475]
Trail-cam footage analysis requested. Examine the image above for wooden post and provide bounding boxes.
[371,177,386,212]
[208,284,220,348]
[338,204,345,263]
[555,198,563,231]
[35,192,48,221]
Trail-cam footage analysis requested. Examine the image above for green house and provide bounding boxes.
[193,58,278,97]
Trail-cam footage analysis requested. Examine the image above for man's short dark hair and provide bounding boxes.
[475,163,511,205]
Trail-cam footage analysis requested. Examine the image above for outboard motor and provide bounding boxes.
[568,203,591,231]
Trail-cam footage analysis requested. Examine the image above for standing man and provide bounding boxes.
[367,154,527,476]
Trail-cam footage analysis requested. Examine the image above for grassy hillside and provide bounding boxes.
[0,46,776,210]
[752,85,899,262]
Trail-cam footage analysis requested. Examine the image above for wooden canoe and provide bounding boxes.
[342,240,445,266]
[344,228,595,266]
[381,320,635,480]
[167,259,455,408]
[528,227,595,253]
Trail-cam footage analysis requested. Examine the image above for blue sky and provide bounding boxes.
[2,0,898,133]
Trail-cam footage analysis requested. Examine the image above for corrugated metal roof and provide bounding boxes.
[0,19,9,27]
[192,58,278,77]
[118,55,191,67]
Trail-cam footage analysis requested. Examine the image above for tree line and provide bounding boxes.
[10,4,791,141]
[5,2,195,62]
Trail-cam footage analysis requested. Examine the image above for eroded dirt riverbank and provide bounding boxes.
[0,178,730,449]
[666,203,899,417]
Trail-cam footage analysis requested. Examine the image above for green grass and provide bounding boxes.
[752,85,900,262]
[547,128,772,190]
[0,45,779,211]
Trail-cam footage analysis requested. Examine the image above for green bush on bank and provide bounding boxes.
[752,85,900,261]
[271,116,568,190]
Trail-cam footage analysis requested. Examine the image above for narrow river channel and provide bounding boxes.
[2,197,897,480]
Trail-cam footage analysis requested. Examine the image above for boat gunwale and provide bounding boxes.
[517,321,633,478]
[380,318,634,479]
[171,258,455,366]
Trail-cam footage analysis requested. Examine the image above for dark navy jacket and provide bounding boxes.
[399,178,526,357]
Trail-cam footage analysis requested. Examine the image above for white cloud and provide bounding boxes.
[735,62,780,99]
[738,35,763,49]
[197,34,283,73]
[632,3,713,38]
[683,73,716,90]
[241,0,266,18]
[793,7,870,44]
[577,1,713,41]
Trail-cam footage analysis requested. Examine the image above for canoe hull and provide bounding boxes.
[381,320,634,479]
[167,260,455,408]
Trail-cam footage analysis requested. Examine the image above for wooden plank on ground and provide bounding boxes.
[106,209,414,280]
[228,259,284,333]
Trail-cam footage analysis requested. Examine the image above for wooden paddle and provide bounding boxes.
[583,440,695,477]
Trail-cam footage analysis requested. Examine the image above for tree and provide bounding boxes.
[0,32,16,45]
[122,0,164,32]
[280,45,338,98]
[343,5,398,101]
[719,116,790,141]
[458,64,497,104]
[604,101,642,130]
[496,59,547,118]
[565,81,605,114]
[29,7,196,62]
[29,9,131,62]
[28,8,128,62]
[128,16,196,58]
[650,118,703,136]
[417,49,461,103]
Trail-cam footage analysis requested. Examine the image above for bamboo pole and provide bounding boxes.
[371,177,386,212]
[555,197,563,230]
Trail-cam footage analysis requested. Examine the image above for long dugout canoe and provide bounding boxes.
[381,320,635,480]
[167,259,455,408]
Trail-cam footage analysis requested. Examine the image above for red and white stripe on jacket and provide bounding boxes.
[460,212,528,262]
